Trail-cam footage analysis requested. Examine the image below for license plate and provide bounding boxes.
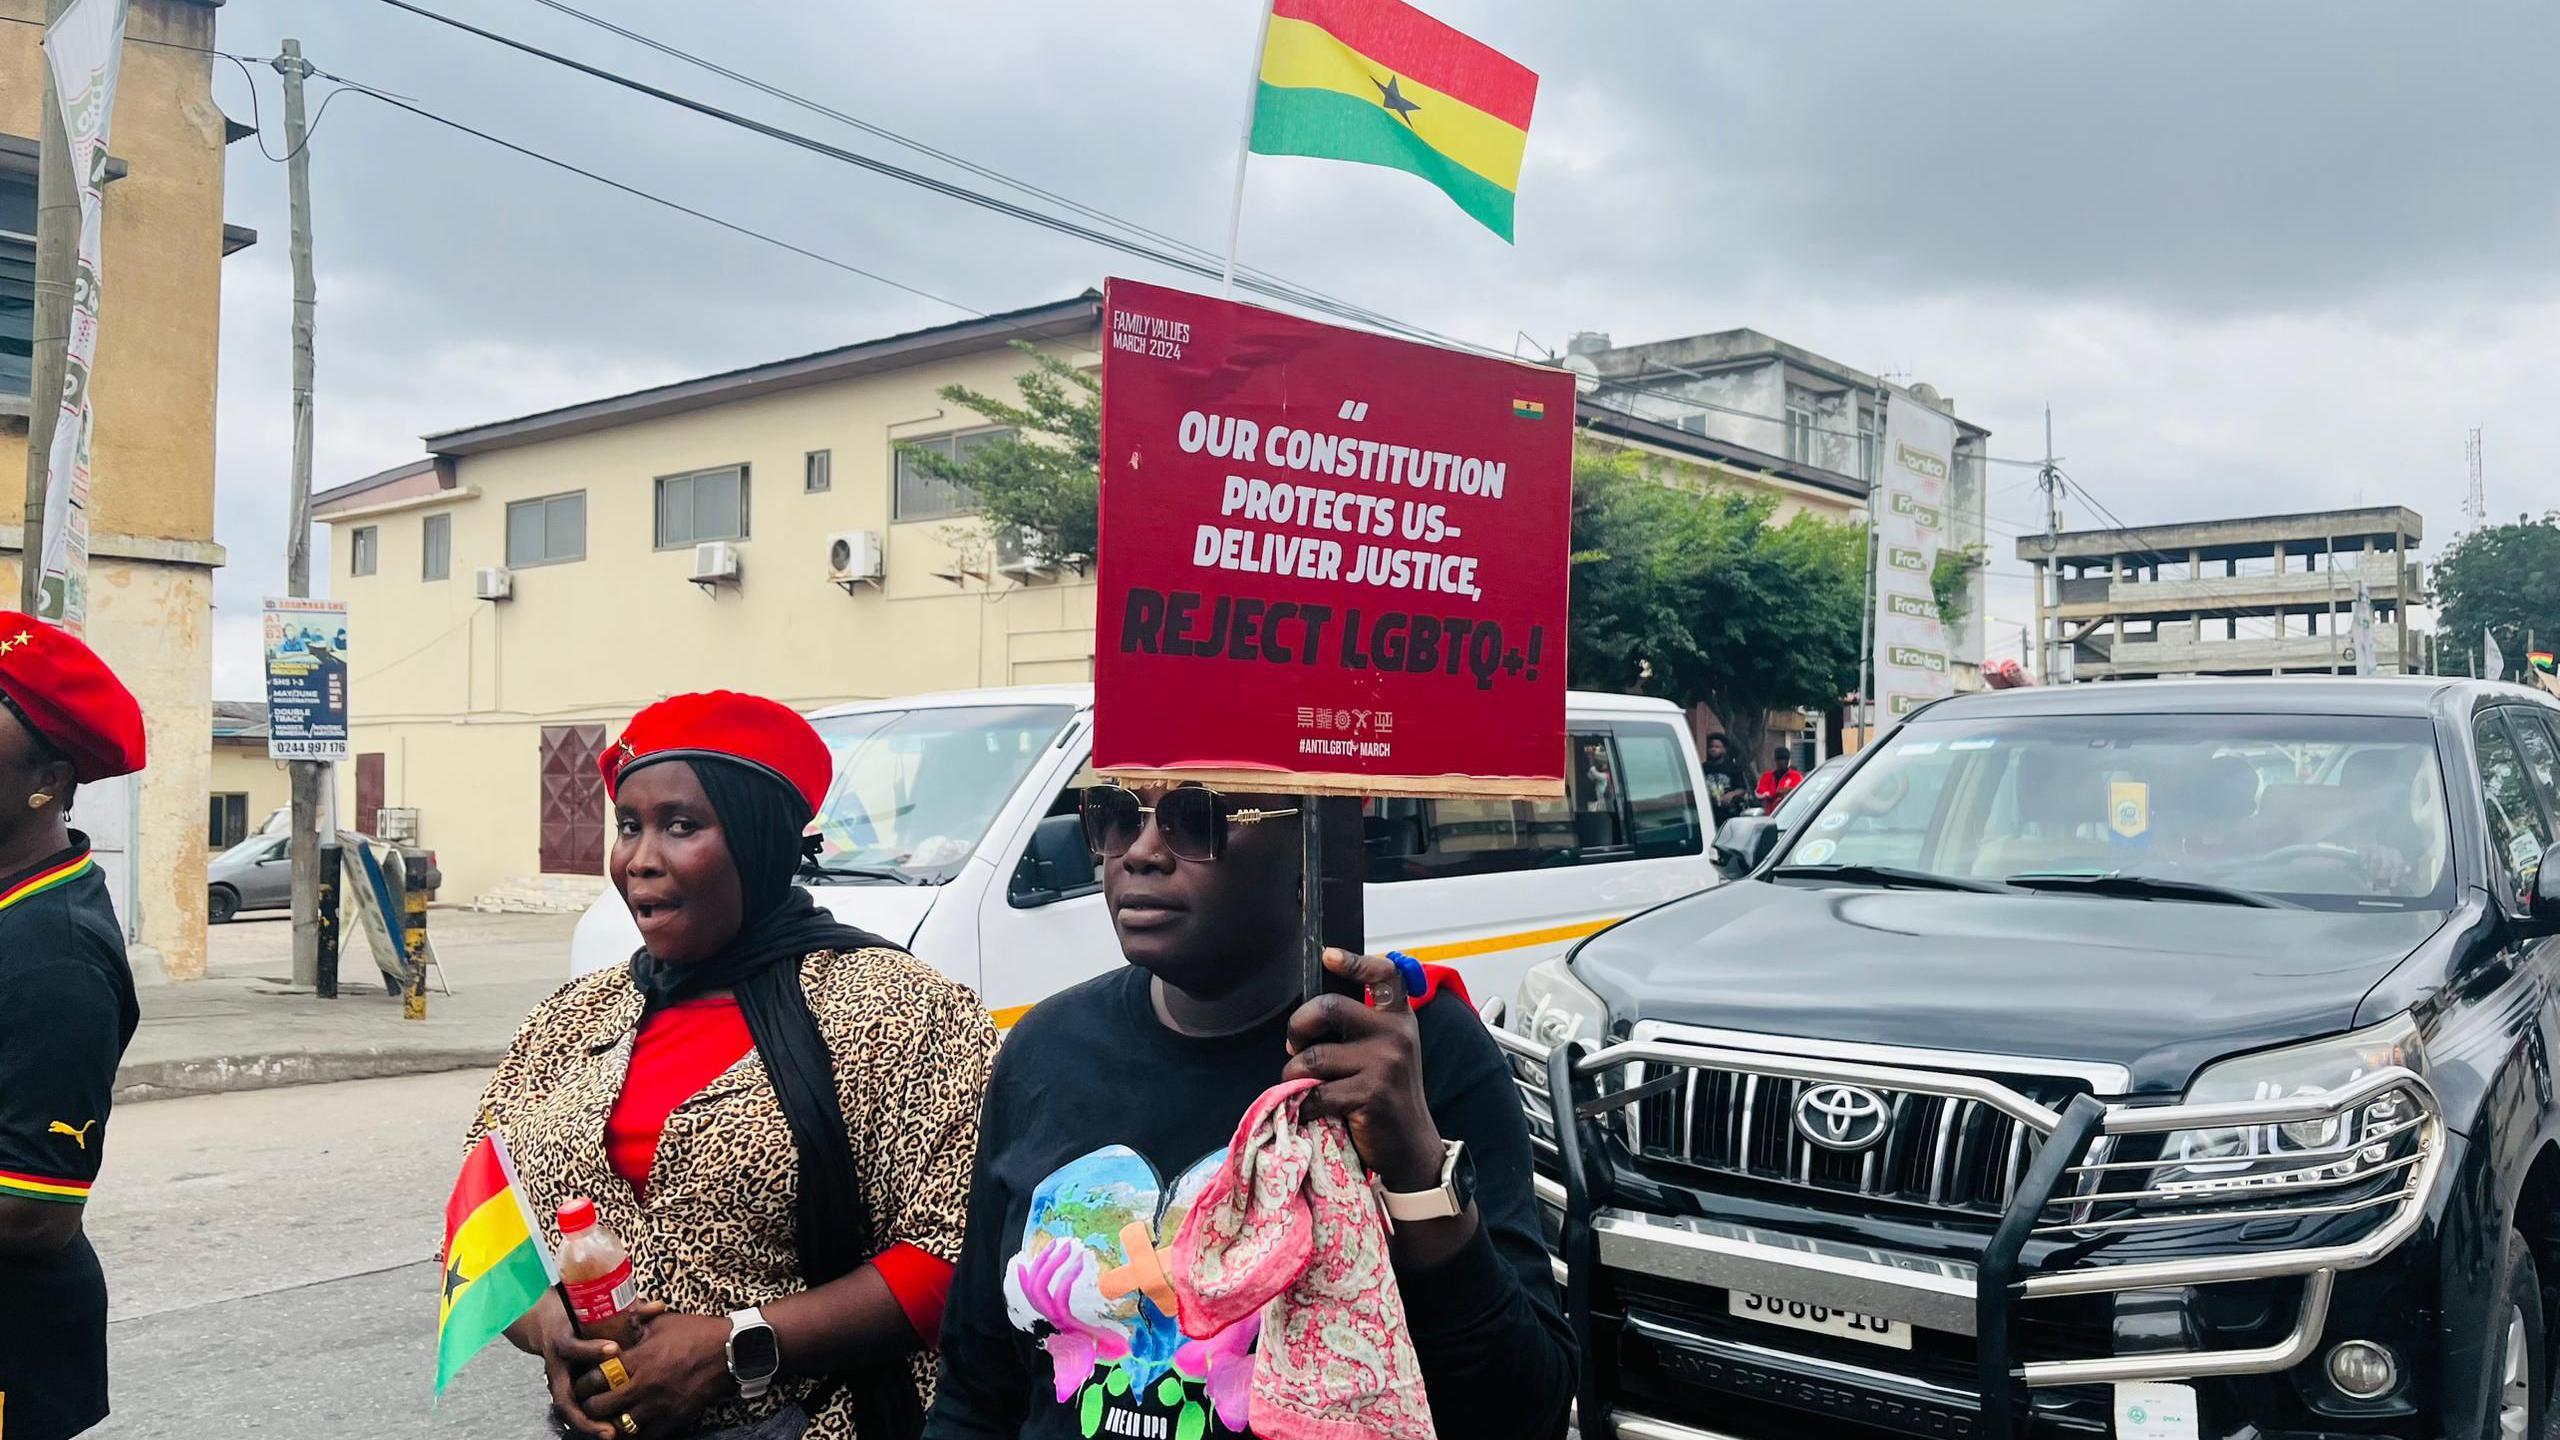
[1728,1291,1912,1349]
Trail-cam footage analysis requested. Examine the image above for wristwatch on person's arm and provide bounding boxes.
[1379,1139,1477,1222]
[725,1307,781,1400]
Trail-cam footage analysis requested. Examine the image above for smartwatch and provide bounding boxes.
[725,1306,781,1400]
[1380,1140,1476,1222]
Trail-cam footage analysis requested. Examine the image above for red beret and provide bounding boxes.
[0,613,145,782]
[601,691,832,820]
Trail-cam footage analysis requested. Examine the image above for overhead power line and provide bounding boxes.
[311,75,984,315]
[367,0,2083,473]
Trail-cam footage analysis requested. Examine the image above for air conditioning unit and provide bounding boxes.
[474,567,513,601]
[691,540,741,587]
[827,529,884,589]
[993,526,1053,579]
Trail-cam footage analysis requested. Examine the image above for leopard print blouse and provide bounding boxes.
[469,947,997,1438]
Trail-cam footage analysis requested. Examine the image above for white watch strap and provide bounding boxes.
[727,1306,774,1400]
[1379,1142,1463,1221]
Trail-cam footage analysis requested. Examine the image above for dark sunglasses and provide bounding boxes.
[1080,784,1299,863]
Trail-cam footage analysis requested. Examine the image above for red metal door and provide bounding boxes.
[538,725,607,876]
[355,753,385,835]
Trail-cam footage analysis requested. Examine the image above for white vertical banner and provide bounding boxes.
[36,0,129,634]
[1872,395,1958,731]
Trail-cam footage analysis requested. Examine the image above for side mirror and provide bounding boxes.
[2534,848,2560,926]
[1712,816,1781,877]
[1010,813,1096,906]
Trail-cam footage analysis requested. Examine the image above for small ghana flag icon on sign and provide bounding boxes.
[1512,398,1546,420]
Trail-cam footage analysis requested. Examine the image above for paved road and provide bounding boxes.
[83,1070,556,1436]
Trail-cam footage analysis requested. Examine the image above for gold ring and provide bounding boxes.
[618,1414,640,1438]
[600,1356,632,1390]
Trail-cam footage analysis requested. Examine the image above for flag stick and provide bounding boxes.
[1220,0,1278,297]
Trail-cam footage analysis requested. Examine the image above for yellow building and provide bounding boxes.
[314,295,1105,903]
[317,295,1968,902]
[3,0,247,978]
[208,701,286,848]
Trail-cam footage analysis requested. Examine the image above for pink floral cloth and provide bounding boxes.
[1167,1077,1437,1440]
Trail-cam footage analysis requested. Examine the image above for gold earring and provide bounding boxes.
[26,793,48,809]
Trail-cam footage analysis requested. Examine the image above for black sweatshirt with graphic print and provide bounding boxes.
[922,965,1573,1440]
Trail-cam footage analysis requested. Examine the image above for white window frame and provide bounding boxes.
[505,491,587,568]
[805,449,832,494]
[421,512,451,581]
[349,525,379,577]
[654,464,751,550]
[893,426,1015,523]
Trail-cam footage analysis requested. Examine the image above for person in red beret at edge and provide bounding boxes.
[0,614,147,1440]
[468,691,996,1440]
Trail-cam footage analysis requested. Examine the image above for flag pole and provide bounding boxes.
[1220,0,1277,297]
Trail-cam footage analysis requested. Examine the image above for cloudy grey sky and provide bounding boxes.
[198,0,2560,695]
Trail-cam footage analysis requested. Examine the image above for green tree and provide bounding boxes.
[1567,448,1866,763]
[2433,512,2560,677]
[903,342,1101,566]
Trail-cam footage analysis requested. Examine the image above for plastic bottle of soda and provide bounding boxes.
[555,1196,643,1346]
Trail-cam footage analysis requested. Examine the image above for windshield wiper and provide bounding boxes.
[805,863,922,886]
[1769,863,2015,894]
[2002,872,2296,909]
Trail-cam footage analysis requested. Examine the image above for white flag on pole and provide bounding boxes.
[2484,627,2507,683]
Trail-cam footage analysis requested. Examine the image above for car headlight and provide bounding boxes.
[1512,957,1608,1053]
[2147,1015,2427,1199]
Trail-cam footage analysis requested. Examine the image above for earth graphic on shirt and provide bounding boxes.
[1005,1145,1258,1439]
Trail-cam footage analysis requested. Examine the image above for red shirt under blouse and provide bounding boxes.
[605,994,952,1344]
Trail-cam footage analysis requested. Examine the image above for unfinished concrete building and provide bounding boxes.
[2018,507,2423,681]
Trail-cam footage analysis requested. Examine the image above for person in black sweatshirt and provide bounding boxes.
[923,781,1573,1440]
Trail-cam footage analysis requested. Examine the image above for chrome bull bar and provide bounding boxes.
[1532,1029,2443,1440]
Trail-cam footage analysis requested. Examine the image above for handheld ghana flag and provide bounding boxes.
[1249,0,1538,240]
[436,1131,555,1396]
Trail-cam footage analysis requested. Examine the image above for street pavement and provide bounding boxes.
[121,910,579,1101]
[84,1069,556,1436]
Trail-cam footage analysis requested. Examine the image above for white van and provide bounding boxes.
[568,685,1719,1023]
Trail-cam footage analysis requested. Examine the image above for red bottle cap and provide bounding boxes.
[557,1195,597,1233]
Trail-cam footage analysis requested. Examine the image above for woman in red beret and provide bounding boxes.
[0,613,147,1440]
[469,691,996,1440]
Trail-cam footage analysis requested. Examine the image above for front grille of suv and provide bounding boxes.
[1505,1036,2096,1219]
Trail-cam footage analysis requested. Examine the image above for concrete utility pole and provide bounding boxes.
[278,40,326,991]
[2037,406,2064,683]
[19,0,76,613]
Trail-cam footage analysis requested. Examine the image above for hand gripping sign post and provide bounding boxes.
[1094,278,1574,996]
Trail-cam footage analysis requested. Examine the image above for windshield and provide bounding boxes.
[1773,711,2454,912]
[1771,757,1847,824]
[806,704,1075,883]
[216,834,279,865]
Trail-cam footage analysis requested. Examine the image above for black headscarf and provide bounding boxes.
[625,757,921,1436]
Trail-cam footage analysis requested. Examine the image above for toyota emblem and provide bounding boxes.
[1794,1083,1891,1152]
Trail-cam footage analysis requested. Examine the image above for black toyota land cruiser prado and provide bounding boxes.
[1498,678,2560,1440]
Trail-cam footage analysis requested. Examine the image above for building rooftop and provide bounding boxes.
[418,292,1101,459]
[211,700,268,739]
[2017,506,2425,564]
[1575,402,1871,503]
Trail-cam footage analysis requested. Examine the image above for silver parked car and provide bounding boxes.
[206,832,292,923]
[208,831,434,923]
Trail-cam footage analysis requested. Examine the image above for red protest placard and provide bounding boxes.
[1094,278,1573,797]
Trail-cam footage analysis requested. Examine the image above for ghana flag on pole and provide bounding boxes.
[436,1131,555,1396]
[1251,0,1538,240]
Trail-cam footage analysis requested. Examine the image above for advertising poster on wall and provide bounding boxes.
[264,597,350,761]
[1092,278,1574,796]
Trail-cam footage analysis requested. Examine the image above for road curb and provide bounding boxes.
[114,1047,505,1103]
